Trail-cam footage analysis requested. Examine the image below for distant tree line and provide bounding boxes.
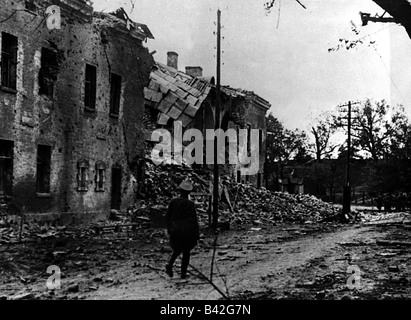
[265,99,411,201]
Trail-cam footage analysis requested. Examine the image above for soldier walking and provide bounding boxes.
[165,179,199,279]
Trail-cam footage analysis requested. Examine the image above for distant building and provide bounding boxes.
[143,52,271,187]
[278,170,304,195]
[0,1,154,221]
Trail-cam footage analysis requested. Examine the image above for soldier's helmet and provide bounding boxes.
[179,179,193,192]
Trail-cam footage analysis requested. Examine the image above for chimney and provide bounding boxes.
[167,51,178,70]
[185,66,203,78]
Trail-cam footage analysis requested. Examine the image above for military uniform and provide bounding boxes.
[167,197,199,251]
[165,180,199,279]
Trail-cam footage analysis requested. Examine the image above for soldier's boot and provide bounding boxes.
[165,264,173,278]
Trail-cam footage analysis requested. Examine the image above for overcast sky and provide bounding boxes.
[93,0,411,132]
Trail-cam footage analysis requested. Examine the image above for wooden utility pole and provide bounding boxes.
[342,101,352,216]
[212,9,221,229]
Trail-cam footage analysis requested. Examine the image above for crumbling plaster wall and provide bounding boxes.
[0,0,153,215]
[229,97,267,185]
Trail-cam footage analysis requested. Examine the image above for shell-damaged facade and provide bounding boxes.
[0,0,154,222]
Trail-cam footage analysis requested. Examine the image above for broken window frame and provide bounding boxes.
[259,129,263,155]
[236,125,239,157]
[0,140,14,198]
[109,73,122,117]
[36,145,52,195]
[84,64,97,111]
[1,32,18,91]
[77,160,89,192]
[257,172,262,189]
[39,47,58,98]
[95,161,106,192]
[247,124,251,158]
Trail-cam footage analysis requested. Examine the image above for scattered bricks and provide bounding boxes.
[218,221,231,230]
[67,284,80,293]
[92,276,103,282]
[388,266,400,272]
[377,240,411,247]
[11,293,35,300]
[295,281,315,288]
[159,246,172,253]
[93,223,138,235]
[109,210,121,221]
[135,160,341,228]
[316,291,326,299]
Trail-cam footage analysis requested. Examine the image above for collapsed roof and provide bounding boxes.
[144,62,271,128]
[91,7,154,42]
[144,62,213,127]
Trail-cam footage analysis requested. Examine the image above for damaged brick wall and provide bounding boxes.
[0,0,153,217]
[229,94,268,187]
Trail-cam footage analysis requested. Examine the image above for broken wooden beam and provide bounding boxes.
[223,187,234,213]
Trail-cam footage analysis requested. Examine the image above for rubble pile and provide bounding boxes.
[0,218,95,244]
[134,161,341,225]
[0,162,341,244]
[0,209,152,244]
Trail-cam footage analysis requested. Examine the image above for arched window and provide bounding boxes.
[77,160,89,191]
[95,161,106,192]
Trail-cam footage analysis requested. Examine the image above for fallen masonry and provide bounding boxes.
[131,160,343,227]
[0,161,347,244]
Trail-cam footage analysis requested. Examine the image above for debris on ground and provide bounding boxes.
[131,161,342,227]
[0,161,348,244]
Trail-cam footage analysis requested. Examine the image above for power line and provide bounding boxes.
[276,0,282,29]
[356,24,393,42]
[367,33,408,107]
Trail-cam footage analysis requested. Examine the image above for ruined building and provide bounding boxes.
[0,1,154,221]
[143,52,270,188]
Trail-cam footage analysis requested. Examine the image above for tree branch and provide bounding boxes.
[0,9,26,24]
[295,0,306,9]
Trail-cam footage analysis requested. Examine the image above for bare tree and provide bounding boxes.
[264,0,411,39]
[333,99,409,160]
[264,0,306,12]
[310,113,339,161]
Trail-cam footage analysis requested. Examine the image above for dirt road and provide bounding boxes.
[1,213,411,300]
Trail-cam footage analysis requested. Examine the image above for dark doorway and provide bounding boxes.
[0,140,13,200]
[287,181,294,194]
[111,166,122,210]
[36,145,51,194]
